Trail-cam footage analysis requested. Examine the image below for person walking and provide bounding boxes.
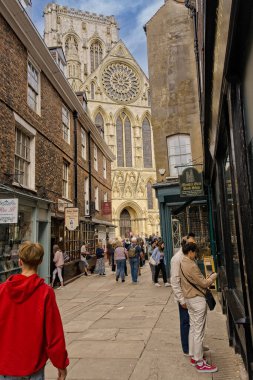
[152,240,170,287]
[170,233,195,355]
[180,242,218,373]
[51,244,64,288]
[95,242,106,275]
[114,241,128,282]
[149,238,158,283]
[128,237,142,284]
[80,242,90,276]
[0,241,69,380]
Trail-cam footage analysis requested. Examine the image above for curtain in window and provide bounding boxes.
[142,118,152,168]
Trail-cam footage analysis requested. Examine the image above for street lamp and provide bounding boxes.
[158,168,166,182]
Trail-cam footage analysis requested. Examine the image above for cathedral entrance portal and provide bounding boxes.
[119,209,131,238]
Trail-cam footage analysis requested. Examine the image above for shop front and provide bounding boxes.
[0,185,51,283]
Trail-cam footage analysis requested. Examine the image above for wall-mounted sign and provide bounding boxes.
[102,201,112,215]
[179,167,204,197]
[65,207,79,231]
[58,199,73,212]
[0,199,18,224]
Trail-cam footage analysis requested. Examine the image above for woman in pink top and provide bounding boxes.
[114,241,128,282]
[51,244,64,288]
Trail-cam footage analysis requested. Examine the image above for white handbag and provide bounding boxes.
[149,256,157,266]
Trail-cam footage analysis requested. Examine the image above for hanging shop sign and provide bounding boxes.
[65,207,79,231]
[102,201,112,215]
[0,199,18,224]
[179,167,204,197]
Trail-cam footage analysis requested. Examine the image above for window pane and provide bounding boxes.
[124,117,132,167]
[116,117,124,167]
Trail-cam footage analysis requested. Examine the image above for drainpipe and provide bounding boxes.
[185,0,202,120]
[73,111,78,208]
[88,131,92,217]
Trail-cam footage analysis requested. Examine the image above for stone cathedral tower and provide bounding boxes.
[44,3,160,237]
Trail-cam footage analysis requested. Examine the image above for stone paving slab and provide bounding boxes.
[67,358,137,380]
[67,341,144,359]
[45,264,245,380]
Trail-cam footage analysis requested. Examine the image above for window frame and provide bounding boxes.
[27,57,41,115]
[13,112,36,190]
[62,161,69,199]
[167,134,192,177]
[62,104,70,144]
[81,128,87,160]
[94,145,98,171]
[95,186,99,211]
[103,156,107,179]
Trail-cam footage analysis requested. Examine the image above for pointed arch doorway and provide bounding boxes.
[119,209,131,238]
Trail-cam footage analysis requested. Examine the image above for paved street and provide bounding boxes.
[46,264,245,380]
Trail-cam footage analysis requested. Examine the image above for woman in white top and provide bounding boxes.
[51,244,64,288]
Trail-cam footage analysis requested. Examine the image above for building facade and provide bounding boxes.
[192,0,253,377]
[145,0,207,269]
[0,0,114,284]
[44,3,160,238]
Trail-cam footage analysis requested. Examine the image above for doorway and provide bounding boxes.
[120,209,131,238]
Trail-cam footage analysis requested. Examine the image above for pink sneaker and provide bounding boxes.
[190,356,206,366]
[196,360,218,373]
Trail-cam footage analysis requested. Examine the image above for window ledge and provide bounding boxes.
[12,182,37,193]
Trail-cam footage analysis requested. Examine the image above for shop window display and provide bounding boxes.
[0,207,32,283]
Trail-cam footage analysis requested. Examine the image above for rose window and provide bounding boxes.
[102,63,140,102]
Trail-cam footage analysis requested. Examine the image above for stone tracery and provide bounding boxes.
[102,62,140,102]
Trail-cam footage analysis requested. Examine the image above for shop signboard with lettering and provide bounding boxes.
[65,207,79,231]
[0,199,18,224]
[179,168,204,197]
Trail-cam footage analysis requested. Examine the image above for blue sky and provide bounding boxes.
[29,0,164,75]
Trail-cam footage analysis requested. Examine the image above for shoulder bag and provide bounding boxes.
[149,256,157,266]
[180,265,216,311]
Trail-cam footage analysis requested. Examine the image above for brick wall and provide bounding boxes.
[0,14,112,221]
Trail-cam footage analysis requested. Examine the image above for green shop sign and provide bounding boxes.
[179,167,204,197]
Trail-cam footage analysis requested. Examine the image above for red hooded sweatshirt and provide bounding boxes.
[0,273,69,376]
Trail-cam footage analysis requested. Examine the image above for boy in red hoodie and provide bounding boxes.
[0,241,69,380]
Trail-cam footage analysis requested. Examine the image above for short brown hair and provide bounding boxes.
[19,241,44,268]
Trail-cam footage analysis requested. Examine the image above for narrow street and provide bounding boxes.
[46,265,245,380]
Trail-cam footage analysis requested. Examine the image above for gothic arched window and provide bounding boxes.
[95,112,104,138]
[147,182,153,210]
[91,82,95,100]
[142,118,153,168]
[90,40,103,73]
[116,112,132,167]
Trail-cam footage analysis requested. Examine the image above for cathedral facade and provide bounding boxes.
[44,3,159,238]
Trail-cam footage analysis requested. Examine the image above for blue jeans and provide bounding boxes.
[129,258,139,282]
[178,303,190,354]
[0,366,44,380]
[116,259,126,281]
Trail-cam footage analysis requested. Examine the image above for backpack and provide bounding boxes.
[128,246,136,258]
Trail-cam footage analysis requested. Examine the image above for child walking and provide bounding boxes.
[0,241,69,380]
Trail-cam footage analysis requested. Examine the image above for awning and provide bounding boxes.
[0,184,52,203]
[91,217,116,227]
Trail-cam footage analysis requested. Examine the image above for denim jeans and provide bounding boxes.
[178,303,190,354]
[129,257,139,282]
[116,259,126,281]
[0,366,45,380]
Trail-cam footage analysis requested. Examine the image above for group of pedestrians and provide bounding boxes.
[170,233,218,373]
